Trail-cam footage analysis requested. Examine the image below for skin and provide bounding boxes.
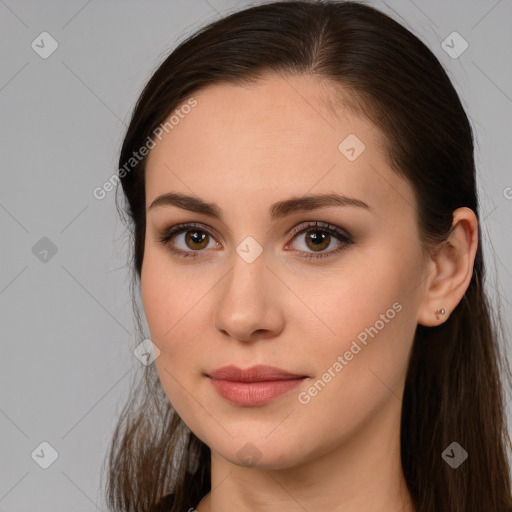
[141,74,478,512]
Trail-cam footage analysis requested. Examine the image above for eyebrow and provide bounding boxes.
[148,192,371,219]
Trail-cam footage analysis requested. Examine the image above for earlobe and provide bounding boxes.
[434,307,447,322]
[417,207,478,327]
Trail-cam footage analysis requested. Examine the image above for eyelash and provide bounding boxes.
[157,221,355,261]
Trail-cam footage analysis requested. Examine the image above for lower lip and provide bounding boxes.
[209,377,306,406]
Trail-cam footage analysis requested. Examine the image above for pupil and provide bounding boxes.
[307,231,330,252]
[192,231,203,243]
[310,232,324,245]
[187,230,207,248]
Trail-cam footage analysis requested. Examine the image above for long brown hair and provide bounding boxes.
[102,1,512,511]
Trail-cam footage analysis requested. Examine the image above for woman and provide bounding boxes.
[102,1,512,511]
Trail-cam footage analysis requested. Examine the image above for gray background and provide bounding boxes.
[1,1,511,510]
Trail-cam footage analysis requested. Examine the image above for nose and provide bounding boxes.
[214,252,285,342]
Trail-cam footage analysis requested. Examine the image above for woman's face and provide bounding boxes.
[141,75,430,469]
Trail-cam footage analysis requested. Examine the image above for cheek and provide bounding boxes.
[140,246,195,341]
[140,272,171,344]
[290,271,416,448]
[305,249,419,385]
[140,248,213,374]
[141,259,206,415]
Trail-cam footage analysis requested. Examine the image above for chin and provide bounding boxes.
[208,434,313,471]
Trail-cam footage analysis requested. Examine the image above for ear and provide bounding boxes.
[417,207,479,327]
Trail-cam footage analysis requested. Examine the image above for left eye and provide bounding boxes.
[285,221,354,259]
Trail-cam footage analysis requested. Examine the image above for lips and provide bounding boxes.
[207,364,306,382]
[207,365,308,406]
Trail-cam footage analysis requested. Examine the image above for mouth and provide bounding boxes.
[206,365,308,406]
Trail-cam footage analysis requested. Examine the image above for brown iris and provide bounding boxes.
[185,230,209,250]
[305,230,331,251]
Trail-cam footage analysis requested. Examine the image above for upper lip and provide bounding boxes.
[207,365,306,382]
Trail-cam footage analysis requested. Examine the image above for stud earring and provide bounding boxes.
[435,307,446,321]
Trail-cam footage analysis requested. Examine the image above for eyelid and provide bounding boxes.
[158,222,219,241]
[157,222,221,247]
[286,220,352,241]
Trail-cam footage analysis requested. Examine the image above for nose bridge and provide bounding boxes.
[218,226,266,288]
[224,242,269,304]
[214,241,284,339]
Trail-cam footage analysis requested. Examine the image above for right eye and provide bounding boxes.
[158,223,221,259]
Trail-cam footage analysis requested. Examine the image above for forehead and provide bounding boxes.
[144,75,414,218]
